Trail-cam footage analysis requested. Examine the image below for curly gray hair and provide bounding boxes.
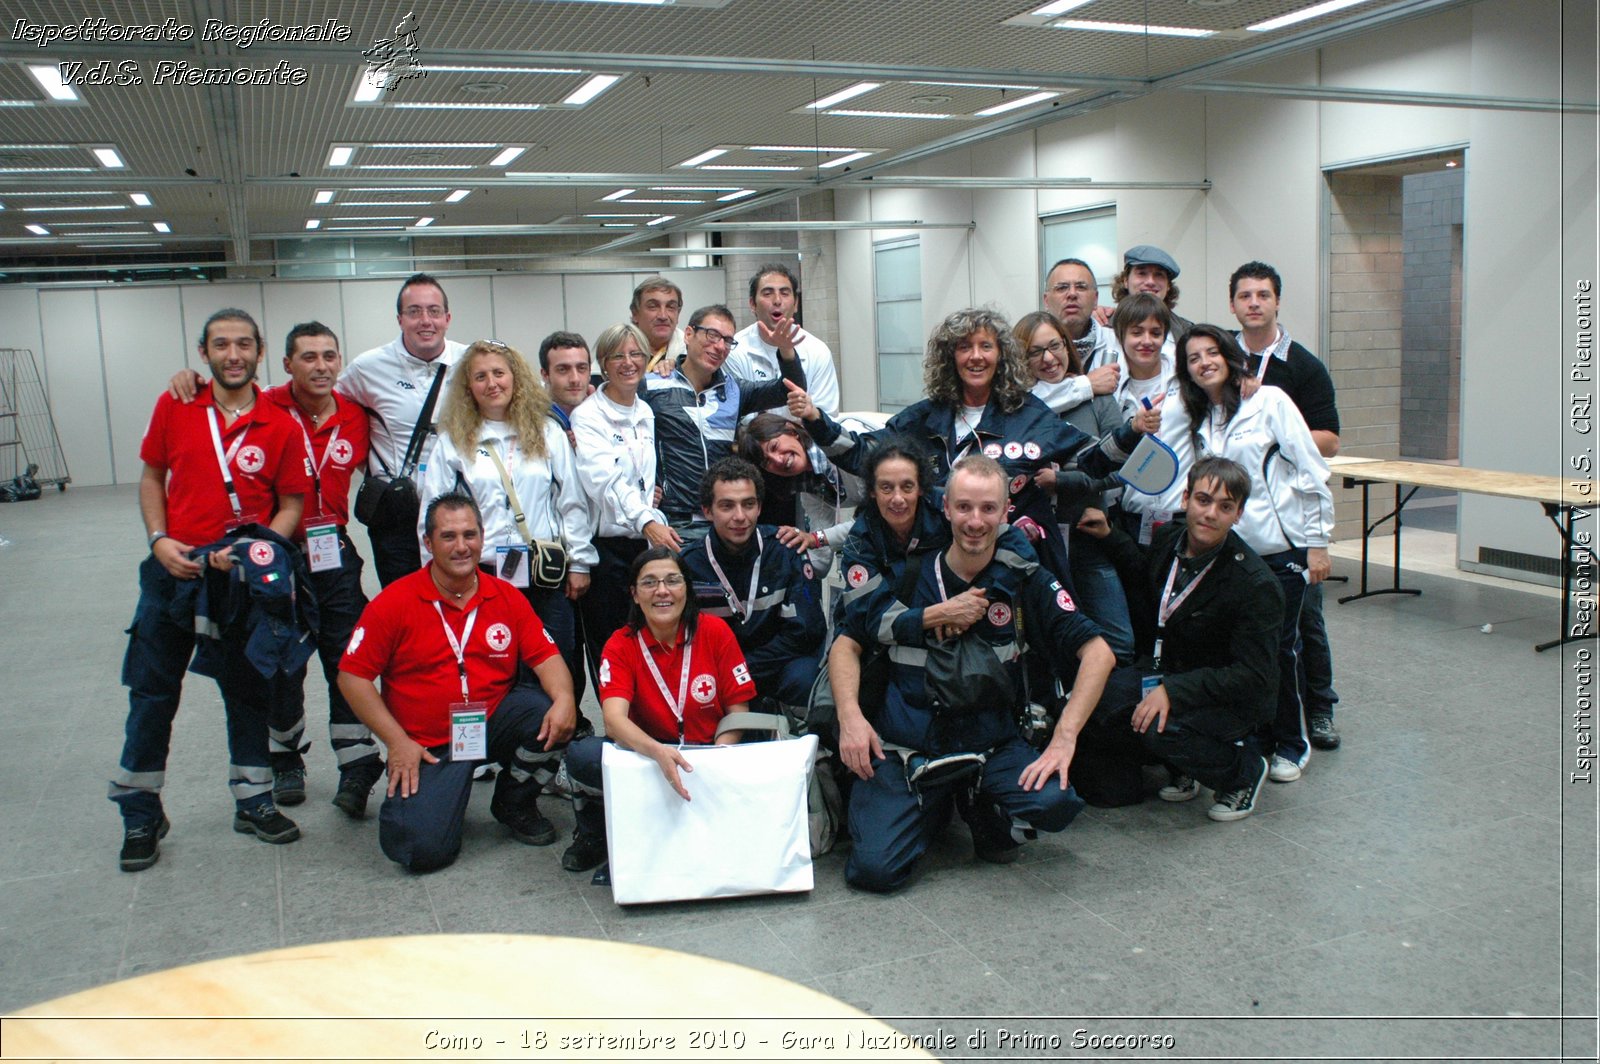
[922,306,1033,413]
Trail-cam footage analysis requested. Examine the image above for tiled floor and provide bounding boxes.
[1,485,1595,1060]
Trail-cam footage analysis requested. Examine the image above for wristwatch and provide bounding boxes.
[148,530,168,549]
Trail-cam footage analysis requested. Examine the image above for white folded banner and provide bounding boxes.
[601,736,818,905]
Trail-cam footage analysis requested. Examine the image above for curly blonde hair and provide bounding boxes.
[439,340,552,460]
[922,307,1032,413]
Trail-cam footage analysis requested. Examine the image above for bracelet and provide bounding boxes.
[812,529,828,550]
[148,531,168,549]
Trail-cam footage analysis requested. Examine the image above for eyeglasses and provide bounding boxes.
[481,339,510,352]
[1026,339,1068,360]
[691,325,737,349]
[605,348,645,364]
[635,574,686,591]
[1048,282,1093,295]
[401,305,448,320]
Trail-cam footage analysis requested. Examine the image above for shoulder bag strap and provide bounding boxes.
[398,362,447,477]
[483,441,536,548]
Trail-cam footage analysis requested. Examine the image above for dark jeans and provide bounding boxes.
[1298,581,1339,720]
[377,683,565,872]
[1259,548,1310,763]
[578,536,647,690]
[522,582,585,707]
[270,533,379,775]
[1079,683,1260,799]
[366,512,422,589]
[111,556,273,826]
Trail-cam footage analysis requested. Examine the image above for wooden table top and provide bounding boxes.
[8,934,939,1061]
[1327,456,1573,506]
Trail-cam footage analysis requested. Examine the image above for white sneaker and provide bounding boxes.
[1158,774,1200,802]
[1268,754,1302,782]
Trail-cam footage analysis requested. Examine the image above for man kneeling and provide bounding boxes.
[338,494,578,872]
[1076,456,1283,820]
[831,455,1116,892]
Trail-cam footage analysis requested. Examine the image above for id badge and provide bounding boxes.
[1138,509,1157,546]
[449,702,489,761]
[305,522,342,573]
[496,545,530,588]
[1141,674,1164,699]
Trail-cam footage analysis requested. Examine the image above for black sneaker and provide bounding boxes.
[1208,756,1269,822]
[492,798,557,846]
[273,768,307,807]
[1309,715,1342,750]
[331,762,385,819]
[562,830,608,872]
[960,793,1022,865]
[233,803,302,844]
[119,816,170,872]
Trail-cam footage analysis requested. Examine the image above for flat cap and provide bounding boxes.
[1123,244,1180,279]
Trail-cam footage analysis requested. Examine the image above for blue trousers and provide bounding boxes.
[1298,582,1339,720]
[269,534,379,774]
[845,736,1085,893]
[1069,551,1136,664]
[752,650,823,708]
[523,583,585,707]
[111,556,273,826]
[378,683,566,873]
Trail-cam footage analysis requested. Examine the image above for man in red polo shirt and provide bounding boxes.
[339,494,579,873]
[114,308,311,872]
[261,322,387,818]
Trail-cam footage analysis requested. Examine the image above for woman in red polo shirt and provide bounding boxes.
[558,546,756,873]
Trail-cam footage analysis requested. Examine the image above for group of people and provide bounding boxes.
[113,248,1345,896]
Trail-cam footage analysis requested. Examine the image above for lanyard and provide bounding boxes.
[933,554,955,602]
[1153,553,1217,668]
[1240,327,1292,382]
[205,407,251,522]
[431,601,480,702]
[704,529,762,622]
[287,406,341,518]
[638,629,692,743]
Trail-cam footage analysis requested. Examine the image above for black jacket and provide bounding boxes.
[1099,522,1282,731]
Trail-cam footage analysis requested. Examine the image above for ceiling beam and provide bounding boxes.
[1185,80,1595,114]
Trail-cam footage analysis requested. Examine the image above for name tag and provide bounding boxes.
[305,523,342,573]
[1141,674,1163,700]
[450,702,489,762]
[496,545,530,588]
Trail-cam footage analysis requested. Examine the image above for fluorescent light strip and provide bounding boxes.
[25,225,50,235]
[1249,0,1372,31]
[355,165,479,170]
[826,109,953,119]
[911,80,1040,90]
[699,164,802,171]
[332,215,417,221]
[717,189,757,202]
[77,242,160,248]
[806,82,880,109]
[341,200,434,206]
[0,191,119,197]
[353,75,383,103]
[305,219,320,229]
[314,190,335,204]
[747,145,859,153]
[130,193,152,206]
[53,231,137,236]
[445,189,471,203]
[370,142,499,149]
[0,144,77,150]
[1031,0,1093,14]
[27,65,78,101]
[328,146,354,166]
[415,217,435,227]
[679,148,728,167]
[421,65,583,74]
[393,102,546,110]
[617,198,703,204]
[564,74,621,105]
[973,91,1060,117]
[818,151,871,169]
[646,215,675,226]
[152,222,170,233]
[602,189,637,201]
[21,204,127,212]
[491,147,526,166]
[653,186,741,192]
[0,167,95,173]
[585,213,657,218]
[364,187,449,192]
[0,101,39,108]
[327,225,407,231]
[93,147,126,168]
[601,223,636,228]
[1052,19,1215,36]
[51,221,143,227]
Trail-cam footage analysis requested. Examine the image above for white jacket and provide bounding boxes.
[416,418,597,569]
[726,322,840,419]
[1149,385,1333,554]
[337,336,467,477]
[570,388,666,539]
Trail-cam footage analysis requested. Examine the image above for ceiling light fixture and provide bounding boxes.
[656,186,742,192]
[827,109,954,119]
[717,189,758,201]
[806,83,881,109]
[152,222,171,233]
[491,147,527,166]
[93,147,126,168]
[392,102,545,110]
[352,75,384,103]
[1053,19,1216,36]
[415,217,435,226]
[27,65,78,101]
[1248,0,1371,32]
[364,187,450,192]
[1031,0,1093,14]
[329,146,354,166]
[748,145,859,153]
[0,167,94,173]
[818,151,872,169]
[699,164,802,171]
[370,142,499,149]
[341,200,434,206]
[617,197,704,204]
[130,193,152,206]
[585,213,657,218]
[445,189,471,203]
[678,148,729,167]
[305,219,321,229]
[646,215,675,226]
[332,215,417,221]
[602,189,637,200]
[564,74,622,105]
[911,81,1038,91]
[355,165,479,170]
[25,224,50,235]
[314,190,335,204]
[20,204,127,212]
[422,65,583,75]
[973,90,1060,117]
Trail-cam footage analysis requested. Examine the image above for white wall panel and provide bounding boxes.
[443,276,494,348]
[38,289,112,487]
[565,273,638,356]
[262,281,345,363]
[176,283,271,386]
[338,279,401,357]
[98,287,187,485]
[488,275,565,351]
[0,289,45,373]
[659,269,727,324]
